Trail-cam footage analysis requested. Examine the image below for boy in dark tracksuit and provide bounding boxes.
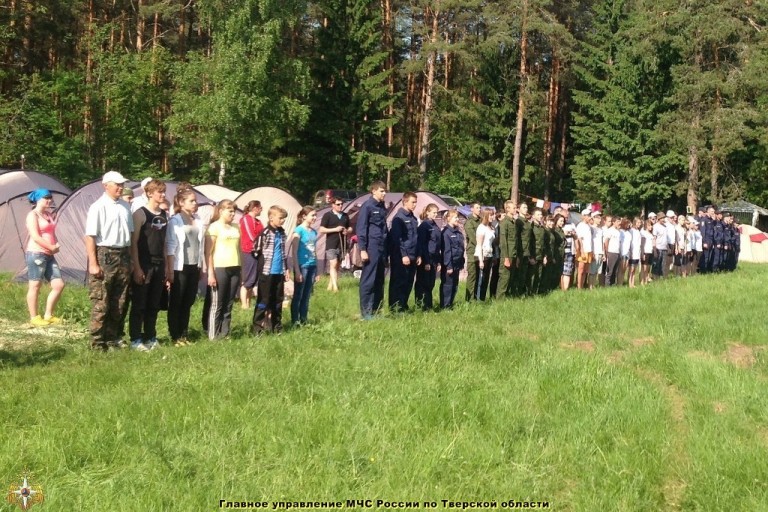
[252,206,289,334]
[440,211,465,309]
[415,204,441,310]
[356,181,389,319]
[388,192,419,312]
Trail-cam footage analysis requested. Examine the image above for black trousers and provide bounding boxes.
[168,264,200,341]
[129,262,166,341]
[414,263,437,310]
[204,266,240,339]
[252,273,285,334]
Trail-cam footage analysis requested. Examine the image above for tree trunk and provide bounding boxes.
[687,116,700,213]
[417,4,440,188]
[178,0,187,56]
[511,2,529,203]
[137,0,145,52]
[543,55,560,200]
[382,0,394,190]
[84,0,95,146]
[710,152,719,204]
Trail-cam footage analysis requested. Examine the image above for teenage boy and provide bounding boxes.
[515,202,532,296]
[356,181,388,319]
[387,192,419,312]
[319,197,351,292]
[85,171,134,351]
[128,179,168,351]
[252,206,290,334]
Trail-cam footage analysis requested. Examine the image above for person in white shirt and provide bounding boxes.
[628,217,643,288]
[85,171,134,351]
[603,216,621,286]
[640,219,656,284]
[589,211,604,289]
[690,219,703,275]
[665,210,677,277]
[674,215,688,277]
[618,218,632,285]
[475,208,496,300]
[652,214,669,278]
[575,209,593,289]
[130,176,153,213]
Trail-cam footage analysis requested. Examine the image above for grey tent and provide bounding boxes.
[194,184,241,203]
[31,180,215,284]
[0,169,71,274]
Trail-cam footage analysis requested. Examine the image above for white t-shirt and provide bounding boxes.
[653,223,668,250]
[666,222,676,246]
[630,228,642,260]
[641,229,654,254]
[605,227,621,254]
[694,230,703,251]
[85,194,134,248]
[592,226,604,256]
[620,229,631,257]
[475,224,495,259]
[576,221,592,253]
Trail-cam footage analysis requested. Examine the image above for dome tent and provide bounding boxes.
[0,169,71,274]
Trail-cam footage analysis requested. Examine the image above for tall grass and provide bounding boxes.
[2,266,768,510]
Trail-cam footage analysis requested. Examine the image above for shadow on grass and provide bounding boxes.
[0,346,68,369]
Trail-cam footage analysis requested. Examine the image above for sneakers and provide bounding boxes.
[146,338,160,350]
[173,338,189,347]
[131,340,150,352]
[107,340,127,351]
[44,316,63,324]
[30,315,50,327]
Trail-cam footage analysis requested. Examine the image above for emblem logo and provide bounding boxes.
[6,471,44,511]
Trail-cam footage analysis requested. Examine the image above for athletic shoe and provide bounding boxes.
[30,315,50,327]
[146,338,160,350]
[107,340,127,351]
[43,316,63,324]
[131,340,150,352]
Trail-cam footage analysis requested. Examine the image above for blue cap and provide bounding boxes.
[27,188,52,204]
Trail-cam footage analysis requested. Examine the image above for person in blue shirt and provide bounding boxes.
[356,181,389,319]
[415,203,441,310]
[252,206,289,334]
[290,206,318,326]
[440,210,465,309]
[387,192,419,312]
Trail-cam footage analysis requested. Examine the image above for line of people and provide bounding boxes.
[25,173,744,346]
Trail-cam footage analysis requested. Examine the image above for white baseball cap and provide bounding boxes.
[140,177,153,188]
[648,212,657,218]
[666,210,676,218]
[102,171,128,184]
[581,208,592,216]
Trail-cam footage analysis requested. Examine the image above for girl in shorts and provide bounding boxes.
[25,188,65,326]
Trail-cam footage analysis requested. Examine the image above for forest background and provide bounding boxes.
[1,0,767,214]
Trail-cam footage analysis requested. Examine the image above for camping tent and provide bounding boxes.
[234,187,303,236]
[0,169,72,274]
[736,224,768,263]
[29,180,215,284]
[194,184,241,203]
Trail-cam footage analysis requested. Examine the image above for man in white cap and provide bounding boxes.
[575,208,593,289]
[85,171,134,351]
[131,176,153,213]
[589,210,605,288]
[665,210,677,277]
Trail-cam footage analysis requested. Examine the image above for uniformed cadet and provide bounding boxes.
[712,210,725,271]
[722,213,737,271]
[496,200,518,298]
[387,191,419,312]
[731,218,741,271]
[414,203,441,310]
[549,215,566,292]
[356,181,389,319]
[85,171,134,351]
[464,202,481,301]
[440,209,465,309]
[527,208,546,295]
[515,203,532,296]
[699,206,715,272]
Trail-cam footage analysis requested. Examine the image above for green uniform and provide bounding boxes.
[464,214,480,301]
[496,216,517,298]
[527,221,546,295]
[515,218,532,296]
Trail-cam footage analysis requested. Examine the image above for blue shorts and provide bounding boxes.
[26,252,62,282]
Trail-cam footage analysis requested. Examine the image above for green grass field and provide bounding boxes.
[2,266,768,511]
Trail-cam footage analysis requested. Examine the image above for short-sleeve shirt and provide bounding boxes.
[294,225,318,268]
[85,194,134,248]
[576,221,592,253]
[207,221,241,268]
[320,210,350,251]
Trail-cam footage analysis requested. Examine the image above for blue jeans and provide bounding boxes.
[291,265,316,324]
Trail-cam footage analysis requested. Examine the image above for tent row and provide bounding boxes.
[0,170,305,283]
